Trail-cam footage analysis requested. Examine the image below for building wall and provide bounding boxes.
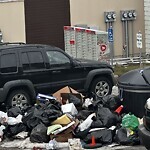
[144,0,150,54]
[70,0,145,57]
[0,1,25,43]
[0,0,145,57]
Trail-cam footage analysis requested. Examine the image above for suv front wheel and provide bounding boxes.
[7,90,30,107]
[90,77,112,97]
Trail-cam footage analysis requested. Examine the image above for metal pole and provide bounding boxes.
[109,42,113,66]
[131,21,134,56]
[106,23,108,31]
[125,20,129,57]
[139,48,142,68]
[111,23,114,58]
[122,21,125,57]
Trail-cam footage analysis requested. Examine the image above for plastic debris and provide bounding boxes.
[0,125,5,142]
[46,139,58,150]
[68,138,83,150]
[78,113,95,131]
[122,113,139,131]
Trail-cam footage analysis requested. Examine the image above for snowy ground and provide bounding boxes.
[0,138,147,150]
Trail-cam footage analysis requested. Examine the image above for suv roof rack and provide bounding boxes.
[0,42,25,46]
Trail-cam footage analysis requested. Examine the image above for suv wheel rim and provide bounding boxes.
[12,94,28,107]
[95,81,109,97]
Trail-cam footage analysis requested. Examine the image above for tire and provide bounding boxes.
[90,77,112,97]
[7,90,30,107]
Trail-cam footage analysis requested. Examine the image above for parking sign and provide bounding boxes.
[108,27,113,42]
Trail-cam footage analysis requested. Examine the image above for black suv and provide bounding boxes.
[0,43,116,107]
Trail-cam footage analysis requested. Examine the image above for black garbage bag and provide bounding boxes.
[22,107,56,130]
[22,102,63,130]
[91,119,103,128]
[74,126,91,140]
[96,107,121,128]
[7,106,22,117]
[45,99,62,111]
[76,109,93,121]
[88,98,103,111]
[30,123,50,143]
[22,107,41,131]
[114,127,140,145]
[102,95,121,111]
[4,123,27,138]
[40,109,62,125]
[38,101,63,125]
[21,105,32,115]
[67,93,82,110]
[84,129,114,144]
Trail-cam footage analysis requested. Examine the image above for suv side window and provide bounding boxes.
[46,51,70,67]
[21,51,45,70]
[0,53,17,73]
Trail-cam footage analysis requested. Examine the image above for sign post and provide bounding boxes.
[136,31,142,68]
[108,27,114,66]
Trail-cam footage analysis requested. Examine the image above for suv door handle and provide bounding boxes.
[52,70,61,73]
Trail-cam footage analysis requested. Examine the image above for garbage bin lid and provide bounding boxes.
[142,67,150,85]
[118,68,148,86]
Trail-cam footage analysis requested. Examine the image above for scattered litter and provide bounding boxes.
[0,111,8,124]
[7,114,22,125]
[61,103,78,116]
[46,139,58,150]
[51,114,71,125]
[0,125,5,142]
[122,113,139,131]
[0,86,145,149]
[68,138,83,150]
[78,113,95,131]
[82,98,93,108]
[15,131,28,139]
[47,124,62,135]
[111,85,119,96]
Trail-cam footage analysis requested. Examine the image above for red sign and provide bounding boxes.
[70,40,75,45]
[100,44,107,52]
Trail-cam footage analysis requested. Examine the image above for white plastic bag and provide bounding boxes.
[111,86,119,96]
[7,114,22,125]
[78,113,95,131]
[61,103,78,116]
[0,111,8,124]
[82,98,93,108]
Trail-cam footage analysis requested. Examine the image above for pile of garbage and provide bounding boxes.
[0,86,142,149]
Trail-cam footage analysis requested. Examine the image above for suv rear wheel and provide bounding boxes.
[90,77,112,97]
[7,90,30,107]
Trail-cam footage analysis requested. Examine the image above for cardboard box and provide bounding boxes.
[61,93,82,104]
[51,114,71,125]
[53,86,83,104]
[50,128,73,142]
[50,121,75,142]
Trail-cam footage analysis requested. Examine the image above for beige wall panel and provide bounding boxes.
[0,1,25,43]
[70,0,145,57]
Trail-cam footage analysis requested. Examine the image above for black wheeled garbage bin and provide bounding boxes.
[118,67,150,118]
